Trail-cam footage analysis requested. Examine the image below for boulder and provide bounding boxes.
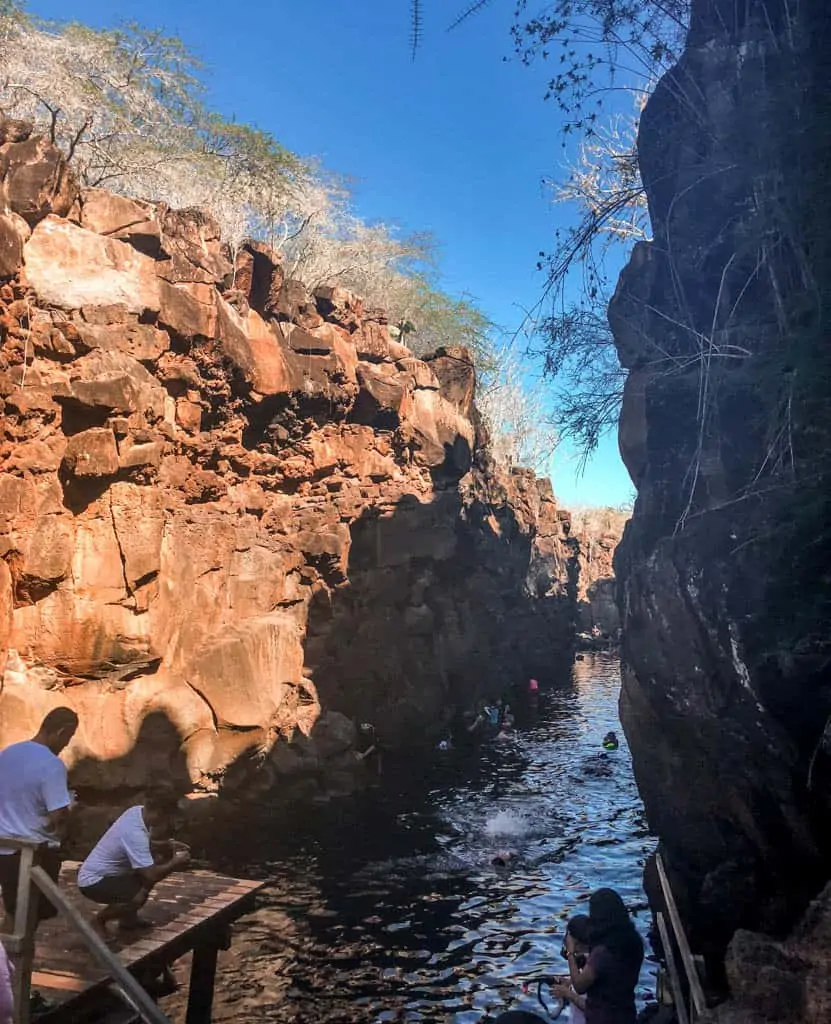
[423,346,475,414]
[272,279,323,329]
[0,212,29,278]
[311,711,357,759]
[217,301,299,396]
[354,319,392,362]
[157,207,232,285]
[78,189,162,256]
[157,280,218,339]
[56,349,167,420]
[74,321,170,364]
[234,241,285,317]
[62,428,119,477]
[0,133,79,226]
[351,363,409,426]
[314,284,363,330]
[24,217,161,313]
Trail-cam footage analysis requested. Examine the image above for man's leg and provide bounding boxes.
[80,874,148,934]
[0,853,21,935]
[33,848,63,924]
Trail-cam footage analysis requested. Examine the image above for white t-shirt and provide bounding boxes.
[0,740,71,852]
[78,806,154,887]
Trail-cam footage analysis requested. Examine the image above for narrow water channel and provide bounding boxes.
[174,653,656,1022]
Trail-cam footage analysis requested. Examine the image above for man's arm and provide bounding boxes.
[45,806,71,843]
[42,763,73,843]
[568,947,600,995]
[136,849,190,888]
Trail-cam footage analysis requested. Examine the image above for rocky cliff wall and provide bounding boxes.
[612,0,831,979]
[0,120,579,802]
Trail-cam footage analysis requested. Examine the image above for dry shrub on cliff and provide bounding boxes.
[0,4,494,358]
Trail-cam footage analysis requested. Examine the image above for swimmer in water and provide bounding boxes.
[491,850,516,867]
[496,713,516,741]
[602,731,619,751]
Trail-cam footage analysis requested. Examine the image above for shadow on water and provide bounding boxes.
[167,654,656,1023]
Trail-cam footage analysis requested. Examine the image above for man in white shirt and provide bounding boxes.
[0,707,79,934]
[78,791,190,933]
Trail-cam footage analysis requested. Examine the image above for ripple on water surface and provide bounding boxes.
[168,654,656,1023]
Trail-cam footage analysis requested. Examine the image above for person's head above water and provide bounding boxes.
[528,678,539,692]
[602,730,619,750]
[491,850,515,866]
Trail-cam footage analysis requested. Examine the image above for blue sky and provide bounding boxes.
[29,0,635,507]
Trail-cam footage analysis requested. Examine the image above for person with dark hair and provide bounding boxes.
[0,707,80,934]
[78,790,190,934]
[560,888,644,1024]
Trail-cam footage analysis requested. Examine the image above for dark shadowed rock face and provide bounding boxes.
[0,120,579,804]
[612,0,831,971]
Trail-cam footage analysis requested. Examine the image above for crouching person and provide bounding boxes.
[78,790,189,934]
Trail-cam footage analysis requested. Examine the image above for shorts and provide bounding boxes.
[79,872,144,905]
[0,848,63,921]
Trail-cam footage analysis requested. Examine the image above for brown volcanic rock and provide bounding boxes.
[0,129,79,225]
[78,189,162,256]
[24,217,161,313]
[0,212,29,279]
[0,159,580,803]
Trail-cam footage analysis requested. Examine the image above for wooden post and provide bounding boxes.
[185,942,219,1024]
[656,911,691,1024]
[11,846,38,1024]
[656,854,707,1018]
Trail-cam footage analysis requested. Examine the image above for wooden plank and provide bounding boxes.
[656,911,691,1024]
[31,971,89,993]
[30,867,170,1024]
[656,854,707,1018]
[12,846,38,1024]
[185,943,219,1024]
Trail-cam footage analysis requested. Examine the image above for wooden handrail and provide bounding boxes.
[655,911,690,1024]
[29,867,171,1024]
[656,853,707,1019]
[0,838,47,852]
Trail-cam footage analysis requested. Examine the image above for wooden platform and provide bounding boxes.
[26,863,263,1023]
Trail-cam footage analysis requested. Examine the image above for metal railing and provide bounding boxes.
[655,852,707,1023]
[0,836,170,1024]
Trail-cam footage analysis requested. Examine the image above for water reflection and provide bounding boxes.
[168,654,655,1023]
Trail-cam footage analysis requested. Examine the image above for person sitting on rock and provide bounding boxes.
[355,723,383,775]
[78,789,189,934]
[602,731,619,752]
